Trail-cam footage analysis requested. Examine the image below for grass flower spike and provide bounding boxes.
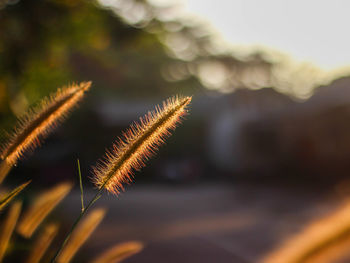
[1,81,91,166]
[92,95,191,195]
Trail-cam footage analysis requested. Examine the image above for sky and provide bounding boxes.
[183,0,350,71]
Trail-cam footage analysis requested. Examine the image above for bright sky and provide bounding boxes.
[184,0,350,71]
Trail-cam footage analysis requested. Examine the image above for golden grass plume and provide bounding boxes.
[57,208,106,263]
[92,95,191,195]
[0,201,22,262]
[17,181,73,238]
[262,200,350,263]
[26,223,59,263]
[0,81,91,167]
[91,241,144,263]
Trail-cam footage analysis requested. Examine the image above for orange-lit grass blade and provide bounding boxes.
[0,180,30,210]
[91,241,144,263]
[262,201,350,263]
[17,182,73,238]
[26,223,59,263]
[57,208,106,263]
[304,236,350,263]
[0,201,22,262]
[0,81,91,184]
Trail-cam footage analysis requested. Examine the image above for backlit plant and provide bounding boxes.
[0,81,191,263]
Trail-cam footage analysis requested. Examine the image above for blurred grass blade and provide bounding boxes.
[0,180,30,210]
[57,208,106,263]
[0,201,22,262]
[17,181,73,238]
[263,201,350,263]
[301,233,350,263]
[26,223,59,263]
[0,161,11,185]
[91,241,144,263]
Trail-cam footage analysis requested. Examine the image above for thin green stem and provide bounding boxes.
[77,159,84,212]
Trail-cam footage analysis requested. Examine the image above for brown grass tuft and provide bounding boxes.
[57,208,106,263]
[92,95,191,195]
[17,182,73,238]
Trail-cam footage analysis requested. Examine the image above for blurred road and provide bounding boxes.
[59,183,343,263]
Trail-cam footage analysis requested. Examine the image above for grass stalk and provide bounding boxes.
[77,159,84,212]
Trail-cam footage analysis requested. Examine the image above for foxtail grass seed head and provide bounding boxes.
[92,95,191,195]
[0,81,91,166]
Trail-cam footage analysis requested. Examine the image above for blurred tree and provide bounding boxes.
[0,0,203,125]
[0,0,276,126]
